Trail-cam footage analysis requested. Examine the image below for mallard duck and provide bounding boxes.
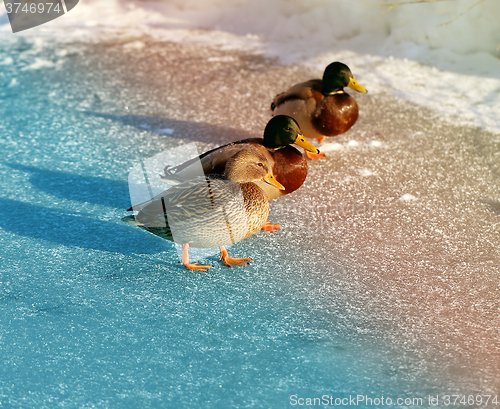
[271,62,367,159]
[123,148,285,271]
[162,115,318,231]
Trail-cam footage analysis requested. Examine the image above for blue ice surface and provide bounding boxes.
[0,37,442,408]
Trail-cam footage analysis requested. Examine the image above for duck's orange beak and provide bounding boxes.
[293,134,321,153]
[348,77,367,93]
[262,172,285,190]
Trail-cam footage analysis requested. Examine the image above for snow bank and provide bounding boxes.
[1,0,499,133]
[11,0,494,58]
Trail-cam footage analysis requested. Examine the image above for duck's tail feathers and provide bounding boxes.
[122,215,141,225]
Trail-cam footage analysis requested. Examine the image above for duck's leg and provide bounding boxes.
[181,243,212,271]
[305,150,326,160]
[261,221,281,232]
[304,138,326,160]
[219,246,252,267]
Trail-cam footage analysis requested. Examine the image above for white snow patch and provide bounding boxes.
[21,58,55,71]
[319,142,343,152]
[399,194,418,201]
[0,56,13,65]
[358,169,375,177]
[207,56,238,63]
[156,128,175,135]
[123,41,146,50]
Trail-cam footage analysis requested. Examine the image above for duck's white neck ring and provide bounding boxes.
[325,90,345,95]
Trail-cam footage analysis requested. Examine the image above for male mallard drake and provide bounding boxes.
[162,115,318,231]
[123,148,285,272]
[271,62,367,159]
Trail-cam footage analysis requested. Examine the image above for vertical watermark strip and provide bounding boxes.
[59,0,67,13]
[127,143,245,260]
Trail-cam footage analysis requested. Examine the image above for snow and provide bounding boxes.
[1,0,498,132]
[21,57,56,70]
[319,141,343,152]
[399,193,418,201]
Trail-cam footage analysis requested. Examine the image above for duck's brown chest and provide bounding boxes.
[311,90,359,136]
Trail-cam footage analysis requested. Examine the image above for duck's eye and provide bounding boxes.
[284,127,292,132]
[257,162,265,168]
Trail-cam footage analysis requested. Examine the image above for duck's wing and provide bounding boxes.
[129,140,270,212]
[134,177,242,226]
[163,139,266,181]
[271,79,322,110]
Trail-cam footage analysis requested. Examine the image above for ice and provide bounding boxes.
[155,128,175,135]
[21,57,55,70]
[0,1,499,408]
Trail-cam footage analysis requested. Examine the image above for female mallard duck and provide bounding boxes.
[271,62,367,160]
[162,115,318,231]
[123,148,285,272]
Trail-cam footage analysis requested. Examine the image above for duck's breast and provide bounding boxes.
[312,92,358,136]
[241,183,270,238]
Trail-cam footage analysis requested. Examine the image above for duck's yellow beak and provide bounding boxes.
[293,134,321,153]
[262,172,285,190]
[348,77,367,93]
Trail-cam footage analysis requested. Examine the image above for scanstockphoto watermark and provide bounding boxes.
[296,202,380,219]
[290,395,426,406]
[272,200,381,234]
[3,0,79,33]
[290,394,499,406]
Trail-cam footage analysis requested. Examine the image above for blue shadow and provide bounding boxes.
[84,112,255,146]
[0,197,170,255]
[6,163,130,209]
[480,199,500,216]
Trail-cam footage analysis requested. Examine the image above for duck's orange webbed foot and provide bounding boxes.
[261,221,281,232]
[305,150,326,160]
[183,262,212,272]
[219,247,252,267]
[181,243,212,271]
[316,136,326,144]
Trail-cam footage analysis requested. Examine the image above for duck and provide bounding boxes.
[161,115,318,231]
[123,147,285,272]
[271,62,367,160]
